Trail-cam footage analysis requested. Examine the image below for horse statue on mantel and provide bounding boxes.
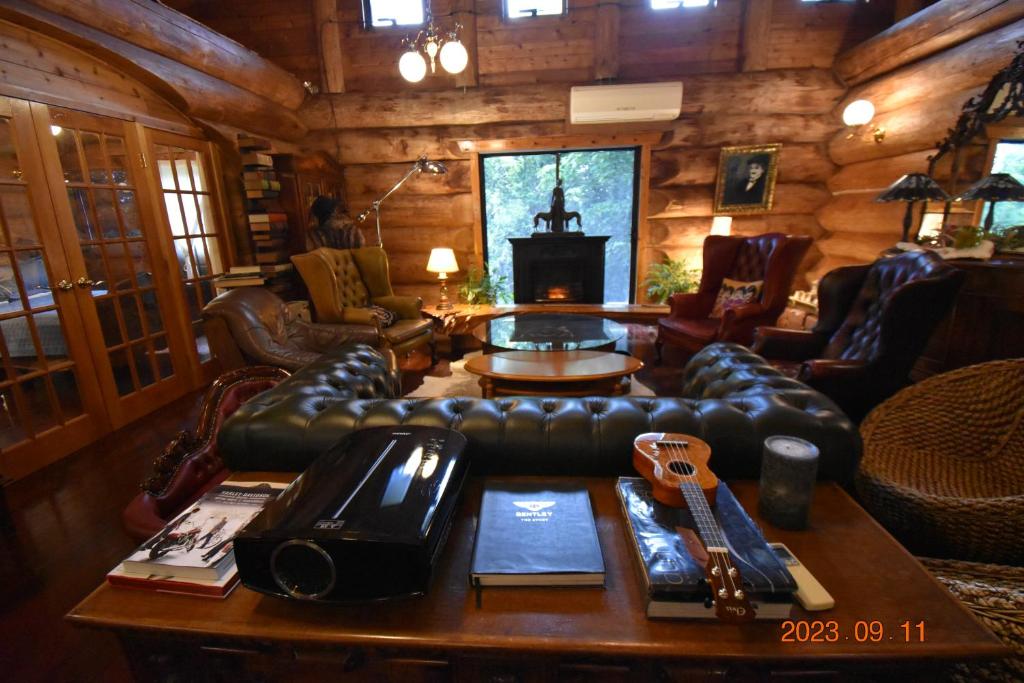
[533,179,582,233]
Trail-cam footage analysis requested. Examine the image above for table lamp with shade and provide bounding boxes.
[956,173,1024,233]
[426,248,459,310]
[875,173,950,243]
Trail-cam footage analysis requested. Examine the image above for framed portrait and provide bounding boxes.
[714,144,782,215]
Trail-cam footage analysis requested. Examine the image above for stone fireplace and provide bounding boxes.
[509,235,609,304]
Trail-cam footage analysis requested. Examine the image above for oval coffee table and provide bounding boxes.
[464,350,643,398]
[471,313,627,353]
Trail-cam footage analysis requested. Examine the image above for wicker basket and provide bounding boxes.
[920,557,1024,683]
[856,359,1024,565]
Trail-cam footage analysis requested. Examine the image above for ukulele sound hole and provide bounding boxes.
[667,461,696,476]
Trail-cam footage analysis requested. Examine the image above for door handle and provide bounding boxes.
[75,277,95,289]
[55,280,73,291]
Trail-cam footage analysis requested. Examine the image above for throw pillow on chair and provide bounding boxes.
[710,278,764,318]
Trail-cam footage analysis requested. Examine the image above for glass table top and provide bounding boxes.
[471,313,627,352]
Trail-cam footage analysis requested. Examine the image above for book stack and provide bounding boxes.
[107,481,285,598]
[213,265,265,292]
[239,136,293,295]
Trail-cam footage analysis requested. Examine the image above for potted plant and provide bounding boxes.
[643,259,700,304]
[458,266,510,305]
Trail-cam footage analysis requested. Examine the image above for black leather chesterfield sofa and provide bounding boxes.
[218,342,861,484]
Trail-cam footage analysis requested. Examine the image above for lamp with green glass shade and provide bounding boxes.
[956,173,1024,233]
[875,173,950,243]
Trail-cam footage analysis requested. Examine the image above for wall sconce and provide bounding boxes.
[843,99,885,143]
[710,216,732,236]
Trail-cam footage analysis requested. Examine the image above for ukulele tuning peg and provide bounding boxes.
[734,590,745,600]
[728,567,738,578]
[718,587,729,599]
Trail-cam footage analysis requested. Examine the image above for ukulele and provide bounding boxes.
[633,432,755,623]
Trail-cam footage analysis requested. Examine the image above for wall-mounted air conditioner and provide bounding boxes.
[569,82,683,124]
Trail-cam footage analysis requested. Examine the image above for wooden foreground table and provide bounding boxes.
[69,478,1006,682]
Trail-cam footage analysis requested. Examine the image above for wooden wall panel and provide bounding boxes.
[813,12,1019,281]
[164,0,894,300]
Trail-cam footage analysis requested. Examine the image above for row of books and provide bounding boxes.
[107,481,285,598]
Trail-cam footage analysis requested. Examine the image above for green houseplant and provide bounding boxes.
[643,259,700,304]
[458,266,510,305]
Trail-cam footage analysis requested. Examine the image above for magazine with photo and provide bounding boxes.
[122,481,285,581]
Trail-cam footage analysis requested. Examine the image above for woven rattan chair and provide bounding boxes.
[856,359,1024,566]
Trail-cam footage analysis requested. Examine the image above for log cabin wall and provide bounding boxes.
[170,0,894,304]
[815,0,1024,281]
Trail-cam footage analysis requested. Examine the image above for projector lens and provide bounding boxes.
[271,540,336,600]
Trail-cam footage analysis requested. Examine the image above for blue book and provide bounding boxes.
[470,481,605,587]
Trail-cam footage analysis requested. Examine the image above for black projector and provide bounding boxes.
[234,425,469,602]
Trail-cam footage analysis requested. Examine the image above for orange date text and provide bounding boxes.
[780,620,926,643]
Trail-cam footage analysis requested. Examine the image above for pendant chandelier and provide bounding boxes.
[398,9,468,83]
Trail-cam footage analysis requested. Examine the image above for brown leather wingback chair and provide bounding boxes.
[656,233,811,359]
[201,287,377,372]
[291,246,435,360]
[752,251,965,422]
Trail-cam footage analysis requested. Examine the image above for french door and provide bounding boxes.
[0,98,204,479]
[0,97,108,478]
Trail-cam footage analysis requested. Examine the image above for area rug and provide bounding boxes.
[404,352,655,398]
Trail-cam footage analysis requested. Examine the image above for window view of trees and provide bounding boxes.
[989,140,1024,230]
[481,149,638,304]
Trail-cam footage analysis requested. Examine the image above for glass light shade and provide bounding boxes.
[710,216,732,236]
[842,99,875,126]
[398,50,427,82]
[426,247,459,274]
[425,39,439,59]
[439,40,469,74]
[50,124,63,136]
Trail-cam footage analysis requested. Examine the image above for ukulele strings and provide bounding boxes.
[662,437,739,599]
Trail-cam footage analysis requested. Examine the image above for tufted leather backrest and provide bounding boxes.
[219,342,861,485]
[728,235,779,283]
[822,251,959,363]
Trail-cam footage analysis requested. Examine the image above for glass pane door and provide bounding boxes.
[40,106,189,427]
[0,98,107,479]
[149,134,227,369]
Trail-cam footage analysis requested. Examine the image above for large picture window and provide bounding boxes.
[987,140,1024,230]
[480,148,640,304]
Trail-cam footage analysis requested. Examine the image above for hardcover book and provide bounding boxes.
[106,561,240,598]
[470,481,604,587]
[121,482,284,580]
[616,477,795,619]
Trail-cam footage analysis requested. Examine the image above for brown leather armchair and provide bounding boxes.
[291,246,435,360]
[201,287,377,372]
[752,251,965,422]
[656,233,811,359]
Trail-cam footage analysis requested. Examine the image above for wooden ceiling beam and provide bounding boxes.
[314,0,346,93]
[453,0,479,88]
[835,0,1024,86]
[1,0,307,140]
[15,0,307,110]
[740,0,772,72]
[594,0,620,80]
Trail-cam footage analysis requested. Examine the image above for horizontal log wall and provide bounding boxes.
[172,0,895,303]
[311,68,847,301]
[814,7,1023,282]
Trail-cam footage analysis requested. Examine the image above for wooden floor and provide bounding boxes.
[0,324,685,682]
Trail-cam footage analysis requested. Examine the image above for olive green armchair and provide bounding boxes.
[291,246,435,360]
